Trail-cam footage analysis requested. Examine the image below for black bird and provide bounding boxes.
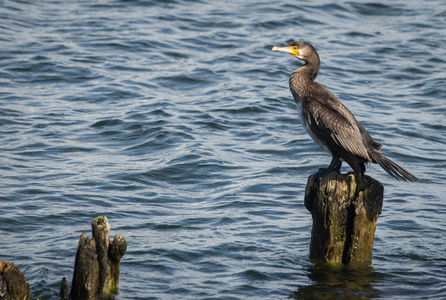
[272,41,419,182]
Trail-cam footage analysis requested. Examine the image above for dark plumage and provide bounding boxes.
[272,41,419,182]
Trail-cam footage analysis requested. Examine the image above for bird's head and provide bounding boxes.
[272,41,317,62]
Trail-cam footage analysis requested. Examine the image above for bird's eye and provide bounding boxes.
[294,47,298,50]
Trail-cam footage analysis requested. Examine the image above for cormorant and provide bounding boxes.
[272,41,419,182]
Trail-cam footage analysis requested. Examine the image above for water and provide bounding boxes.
[1,0,445,299]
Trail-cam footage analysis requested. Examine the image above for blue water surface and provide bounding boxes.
[1,0,445,299]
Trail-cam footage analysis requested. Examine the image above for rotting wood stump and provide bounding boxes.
[304,171,383,265]
[65,215,127,300]
[0,261,30,300]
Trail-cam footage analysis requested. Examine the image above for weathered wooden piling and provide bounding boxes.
[60,277,68,299]
[0,261,30,300]
[304,171,383,265]
[68,216,127,299]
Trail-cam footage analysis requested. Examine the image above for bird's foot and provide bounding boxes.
[314,156,342,185]
[314,168,330,185]
[314,165,341,185]
[334,159,342,172]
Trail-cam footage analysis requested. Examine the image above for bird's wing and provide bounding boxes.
[302,96,370,160]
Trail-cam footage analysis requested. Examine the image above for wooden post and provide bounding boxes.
[304,171,383,265]
[60,277,68,299]
[109,234,127,292]
[0,261,30,300]
[69,216,127,299]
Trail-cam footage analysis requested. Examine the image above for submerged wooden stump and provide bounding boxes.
[304,171,383,265]
[0,261,30,300]
[67,216,127,299]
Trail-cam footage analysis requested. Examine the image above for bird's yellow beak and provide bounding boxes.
[272,46,299,56]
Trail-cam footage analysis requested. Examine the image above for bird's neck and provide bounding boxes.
[289,62,320,98]
[299,61,319,81]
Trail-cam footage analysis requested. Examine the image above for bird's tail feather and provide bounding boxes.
[371,153,419,182]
